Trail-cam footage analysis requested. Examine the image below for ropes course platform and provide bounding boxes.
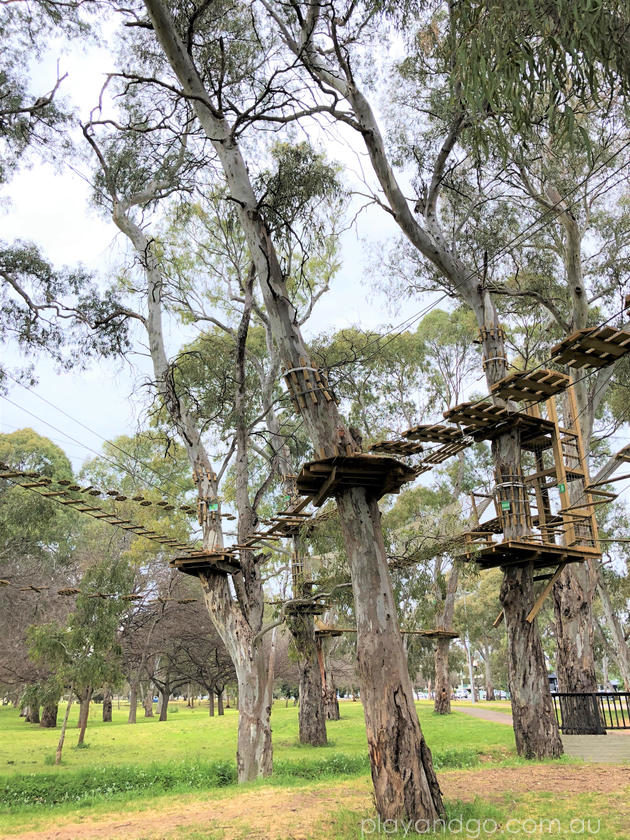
[443,401,556,450]
[296,455,416,505]
[551,326,630,369]
[417,628,460,639]
[490,369,571,403]
[314,620,344,637]
[170,550,241,577]
[464,539,600,570]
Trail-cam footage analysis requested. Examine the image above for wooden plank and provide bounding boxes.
[312,466,337,507]
[526,563,567,623]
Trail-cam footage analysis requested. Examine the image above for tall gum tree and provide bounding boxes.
[84,123,279,782]
[263,0,562,758]
[129,0,445,820]
[494,132,630,712]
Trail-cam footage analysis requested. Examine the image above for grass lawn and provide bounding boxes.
[0,700,515,776]
[1,699,627,839]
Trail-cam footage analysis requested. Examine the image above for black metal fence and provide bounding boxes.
[551,692,630,733]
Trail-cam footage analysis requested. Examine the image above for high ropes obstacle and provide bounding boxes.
[4,322,630,623]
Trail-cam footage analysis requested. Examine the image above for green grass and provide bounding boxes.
[0,701,515,777]
[0,699,517,833]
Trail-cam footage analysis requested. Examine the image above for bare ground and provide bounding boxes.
[4,764,630,840]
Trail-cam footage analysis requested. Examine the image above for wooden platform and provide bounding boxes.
[403,424,463,443]
[490,369,571,403]
[463,539,600,570]
[296,455,416,506]
[314,620,344,637]
[170,550,241,576]
[444,401,556,450]
[551,326,630,369]
[418,628,460,639]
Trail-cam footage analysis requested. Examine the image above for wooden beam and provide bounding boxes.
[312,466,337,507]
[492,609,504,628]
[526,562,567,623]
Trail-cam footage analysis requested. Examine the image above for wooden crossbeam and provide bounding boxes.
[526,563,567,623]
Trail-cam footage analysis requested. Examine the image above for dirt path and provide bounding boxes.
[5,764,630,840]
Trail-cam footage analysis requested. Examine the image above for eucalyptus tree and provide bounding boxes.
[473,122,630,712]
[28,553,133,750]
[0,429,79,714]
[0,2,132,389]
[163,144,346,748]
[83,93,348,771]
[262,0,568,759]
[108,0,447,820]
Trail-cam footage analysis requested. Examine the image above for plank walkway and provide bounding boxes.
[454,703,630,763]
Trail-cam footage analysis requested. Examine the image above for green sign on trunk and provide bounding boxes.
[501,500,511,511]
[558,483,565,493]
[208,502,219,512]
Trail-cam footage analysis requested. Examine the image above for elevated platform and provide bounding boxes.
[314,620,344,637]
[444,401,556,450]
[551,326,630,369]
[296,455,416,506]
[464,539,600,570]
[418,628,460,639]
[170,550,241,577]
[490,369,570,403]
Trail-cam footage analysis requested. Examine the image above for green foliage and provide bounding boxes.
[0,428,78,561]
[27,558,135,699]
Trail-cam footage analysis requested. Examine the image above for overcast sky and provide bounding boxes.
[1,27,427,471]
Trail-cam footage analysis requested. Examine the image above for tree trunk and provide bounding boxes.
[336,487,444,821]
[553,563,605,733]
[233,650,273,781]
[143,691,154,717]
[56,693,73,765]
[77,687,92,746]
[433,637,451,715]
[209,691,215,716]
[287,612,327,746]
[158,684,169,721]
[128,682,138,724]
[217,689,224,716]
[483,652,495,701]
[102,687,113,723]
[597,577,630,690]
[500,567,563,758]
[317,637,340,720]
[25,705,40,724]
[40,702,58,728]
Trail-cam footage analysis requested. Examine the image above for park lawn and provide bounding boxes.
[0,700,516,777]
[2,766,626,839]
[0,699,521,833]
